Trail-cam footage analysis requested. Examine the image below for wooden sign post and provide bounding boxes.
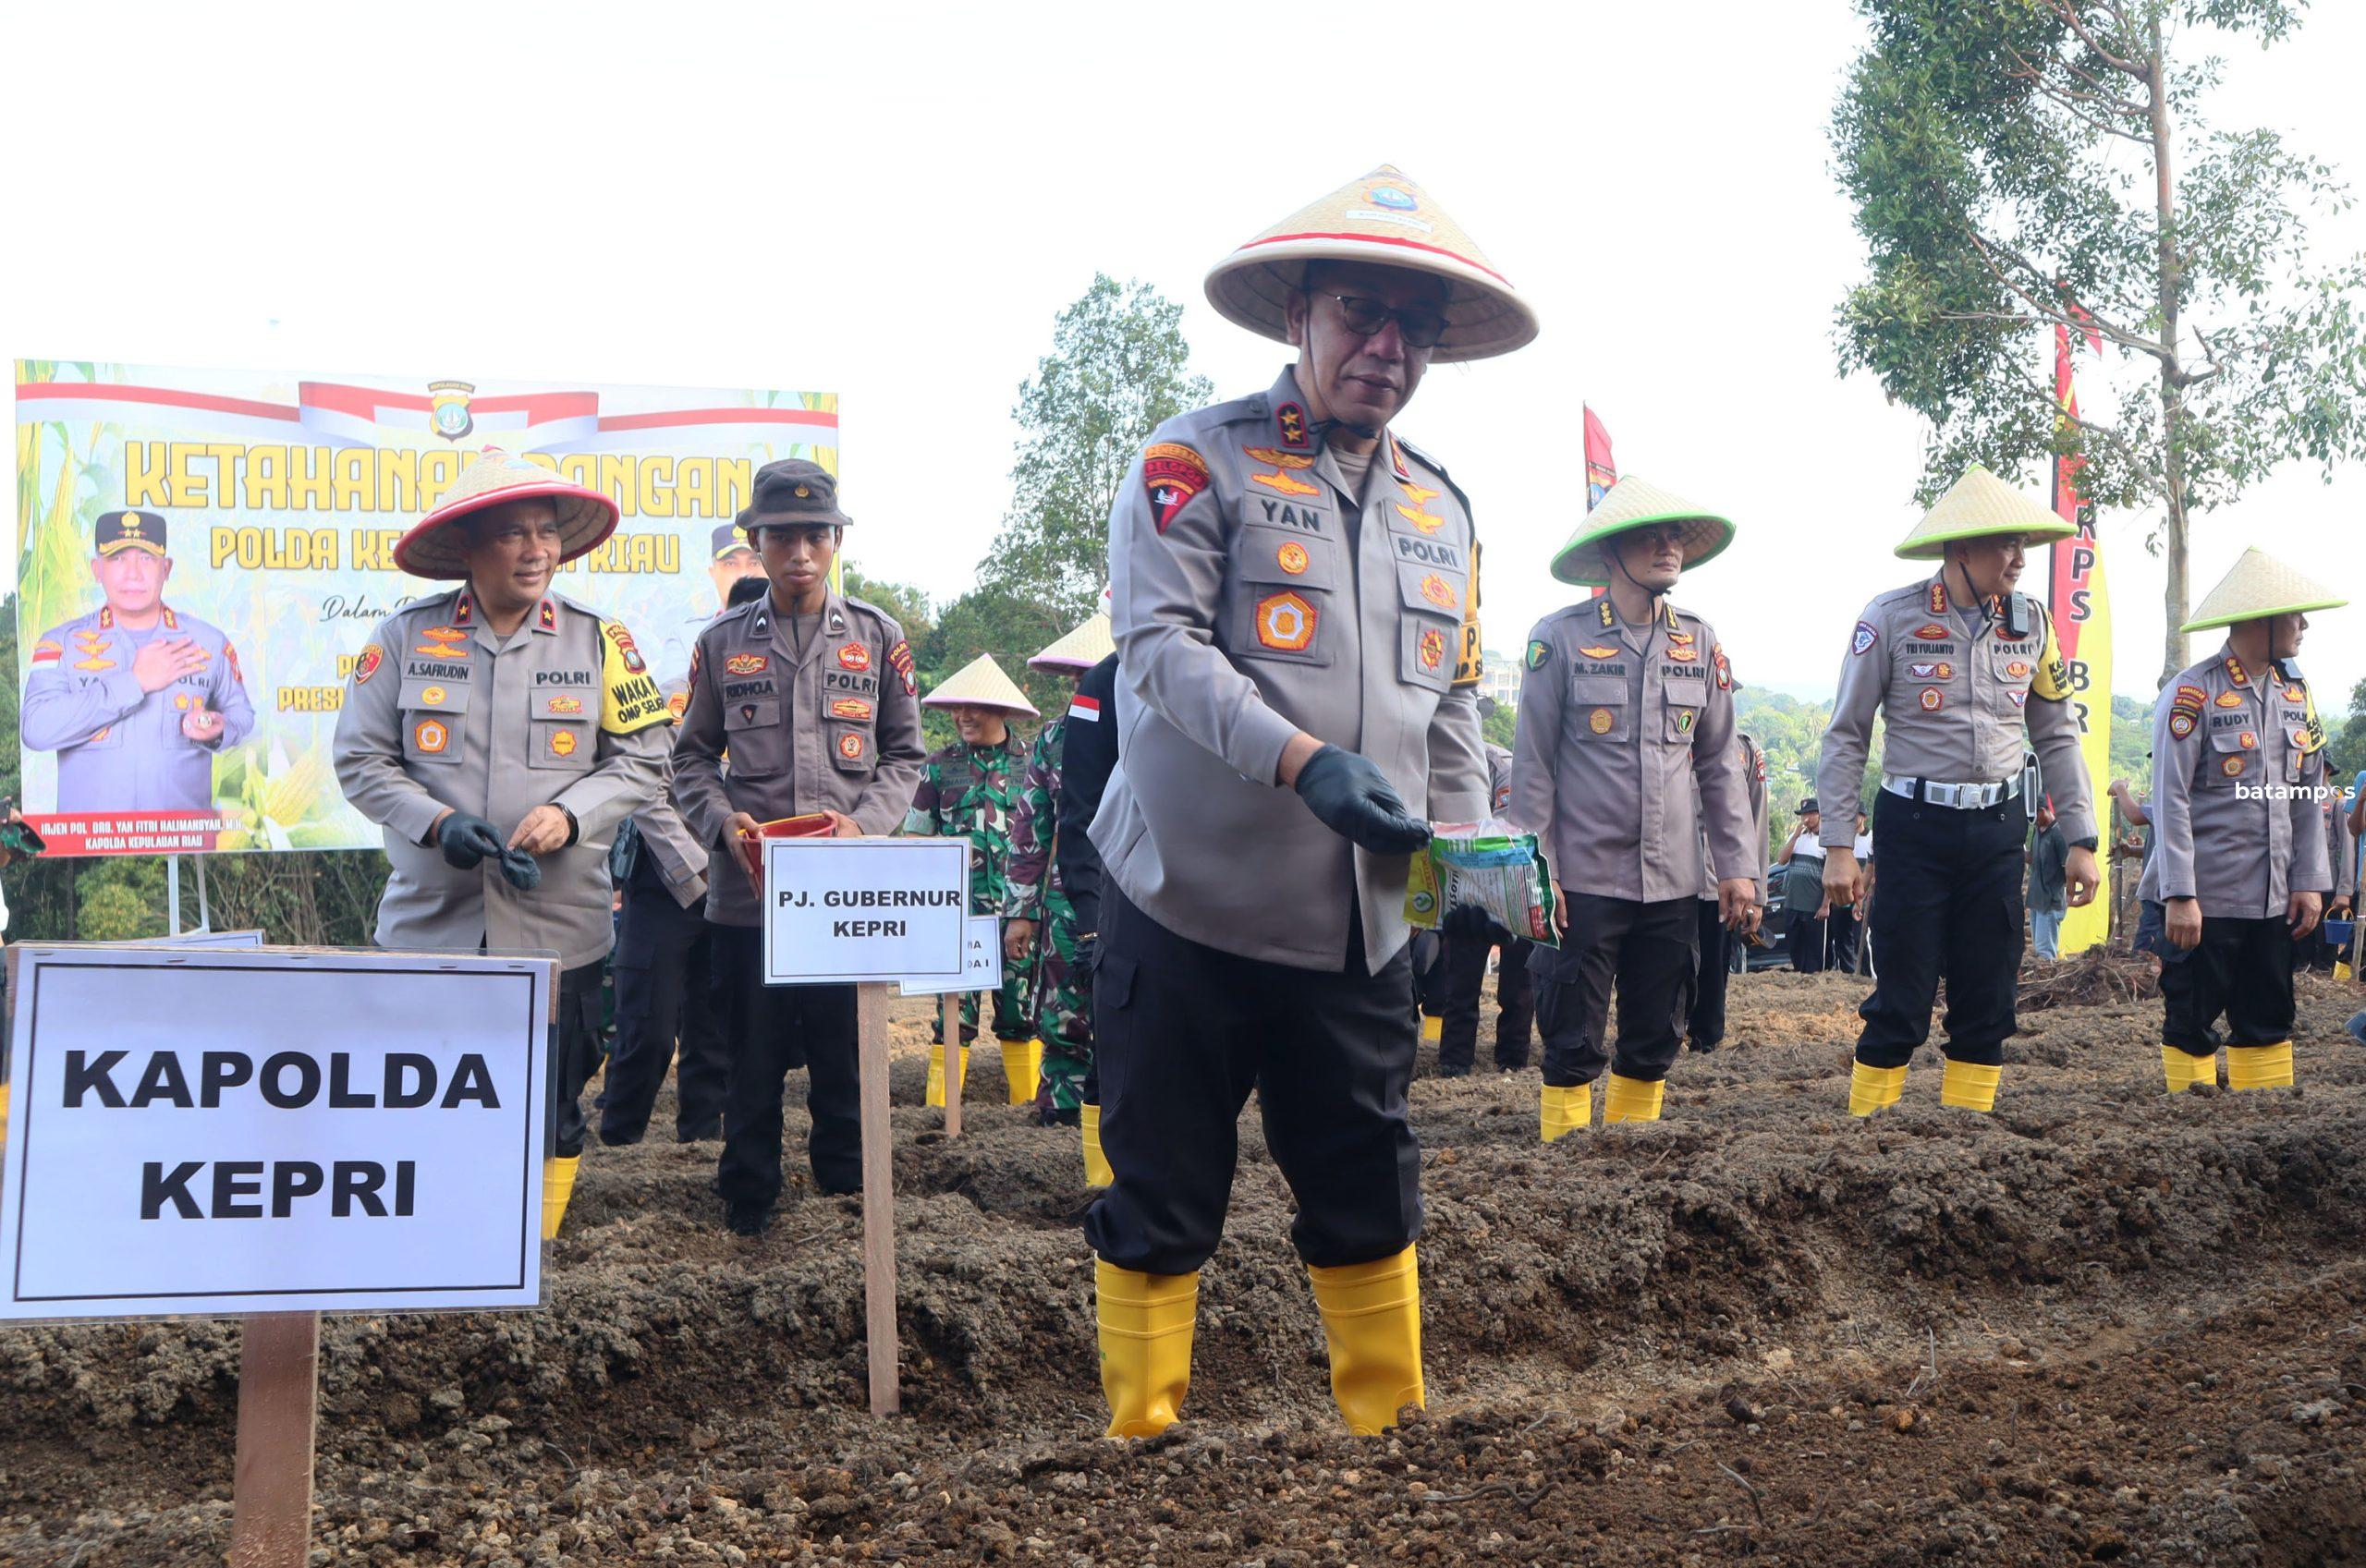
[855,986,898,1416]
[230,1311,321,1568]
[937,993,964,1137]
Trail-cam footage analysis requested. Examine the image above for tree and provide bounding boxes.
[1834,0,2366,685]
[976,273,1213,622]
[2328,675,2366,784]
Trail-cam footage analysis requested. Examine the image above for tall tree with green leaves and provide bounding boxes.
[1833,0,2366,685]
[976,273,1213,621]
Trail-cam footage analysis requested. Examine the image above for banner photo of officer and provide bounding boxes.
[14,361,835,856]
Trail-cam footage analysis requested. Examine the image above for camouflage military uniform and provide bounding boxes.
[1006,714,1091,1112]
[905,734,1035,1042]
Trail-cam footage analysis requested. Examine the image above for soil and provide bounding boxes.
[6,969,2366,1565]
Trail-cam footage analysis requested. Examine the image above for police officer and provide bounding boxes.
[1087,165,1531,1439]
[670,460,925,1236]
[1433,719,1536,1076]
[907,654,1042,1106]
[22,509,256,814]
[2140,547,2343,1091]
[334,450,673,1237]
[1510,478,1759,1139]
[1688,726,1768,1053]
[655,523,768,688]
[1057,645,1122,1185]
[1818,466,2100,1116]
[1005,604,1117,1129]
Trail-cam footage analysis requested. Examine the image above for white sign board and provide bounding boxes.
[763,837,970,985]
[0,946,552,1320]
[126,929,268,948]
[897,917,1006,997]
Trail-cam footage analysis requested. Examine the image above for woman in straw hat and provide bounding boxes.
[1508,477,1761,1141]
[1815,466,2101,1117]
[904,654,1043,1108]
[332,447,676,1239]
[2138,547,2345,1094]
[1003,603,1116,1155]
[1086,164,1531,1441]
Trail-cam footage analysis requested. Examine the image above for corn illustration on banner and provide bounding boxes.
[14,361,837,856]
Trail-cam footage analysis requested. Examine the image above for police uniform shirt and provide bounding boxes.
[1508,597,1754,905]
[1091,367,1491,972]
[1818,575,2095,846]
[2330,797,2359,902]
[2137,646,2331,918]
[668,590,927,928]
[1483,742,1513,818]
[332,588,673,968]
[21,603,257,812]
[1696,732,1769,901]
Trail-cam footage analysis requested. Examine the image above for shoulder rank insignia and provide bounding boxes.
[1275,401,1311,452]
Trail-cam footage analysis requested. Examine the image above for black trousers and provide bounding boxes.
[1688,898,1731,1048]
[1854,791,2024,1069]
[1788,909,1827,973]
[1084,884,1421,1275]
[598,856,729,1144]
[1530,893,1699,1088]
[1436,930,1535,1072]
[712,925,862,1207]
[1829,905,1864,972]
[2160,914,2296,1053]
[547,960,604,1160]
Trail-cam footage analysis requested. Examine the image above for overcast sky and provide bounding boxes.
[7,1,2361,706]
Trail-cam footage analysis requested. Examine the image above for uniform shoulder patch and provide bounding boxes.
[352,644,385,686]
[599,621,671,736]
[1143,443,1211,533]
[887,638,917,696]
[1525,638,1553,671]
[1851,621,1879,656]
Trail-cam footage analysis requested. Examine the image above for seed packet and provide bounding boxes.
[1405,820,1558,947]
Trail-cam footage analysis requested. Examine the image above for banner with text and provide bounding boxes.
[14,361,836,855]
[2046,322,2113,954]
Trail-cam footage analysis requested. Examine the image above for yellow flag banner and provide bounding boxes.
[2045,323,2113,954]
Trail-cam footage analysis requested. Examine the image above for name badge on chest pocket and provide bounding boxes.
[1567,675,1631,743]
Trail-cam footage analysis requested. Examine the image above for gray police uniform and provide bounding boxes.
[333,585,673,1156]
[1816,574,2095,1071]
[1508,598,1755,1087]
[669,590,925,1203]
[1084,366,1490,1277]
[2138,646,2331,1057]
[22,604,256,813]
[1689,730,1769,1051]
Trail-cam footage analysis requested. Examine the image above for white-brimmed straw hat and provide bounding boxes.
[1030,612,1114,674]
[1204,164,1538,363]
[396,448,618,578]
[1894,465,2074,561]
[922,654,1039,718]
[2183,547,2348,632]
[1550,477,1735,587]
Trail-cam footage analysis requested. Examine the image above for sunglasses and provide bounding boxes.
[1317,293,1449,350]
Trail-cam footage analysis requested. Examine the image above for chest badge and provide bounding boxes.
[421,686,448,706]
[1666,645,1699,662]
[2238,731,2258,749]
[837,731,867,761]
[548,695,584,715]
[1920,688,1944,711]
[1276,541,1311,576]
[2214,691,2244,708]
[1399,481,1442,507]
[1588,708,1616,735]
[1250,467,1322,498]
[413,718,450,755]
[1913,623,1950,640]
[831,697,874,721]
[1418,626,1445,673]
[550,729,579,759]
[1255,591,1317,652]
[838,642,872,672]
[1579,644,1619,661]
[2221,755,2246,777]
[726,652,770,675]
[2006,660,2031,679]
[1675,709,1697,734]
[1419,574,1457,610]
[1395,503,1445,536]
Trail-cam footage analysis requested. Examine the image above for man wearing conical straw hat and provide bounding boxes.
[1087,165,1531,1440]
[905,653,1043,1107]
[334,448,676,1239]
[1508,477,1762,1141]
[1816,466,2102,1117]
[2138,547,2346,1094]
[1003,602,1116,1153]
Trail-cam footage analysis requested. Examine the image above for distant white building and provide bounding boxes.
[1477,650,1522,711]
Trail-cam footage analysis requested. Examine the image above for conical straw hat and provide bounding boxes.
[2182,547,2348,631]
[1030,611,1114,673]
[395,448,619,578]
[1549,477,1735,587]
[1894,465,2073,560]
[1204,164,1538,364]
[922,653,1039,717]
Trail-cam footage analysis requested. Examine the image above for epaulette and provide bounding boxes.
[1395,435,1474,520]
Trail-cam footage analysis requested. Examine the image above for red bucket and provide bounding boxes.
[736,813,837,886]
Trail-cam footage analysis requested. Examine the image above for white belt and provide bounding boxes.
[1882,774,2022,809]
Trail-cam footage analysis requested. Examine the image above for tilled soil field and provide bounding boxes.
[6,968,2366,1565]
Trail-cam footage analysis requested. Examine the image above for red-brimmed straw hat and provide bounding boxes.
[1204,164,1538,363]
[394,447,620,579]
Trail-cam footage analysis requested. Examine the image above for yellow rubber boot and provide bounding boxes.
[1081,1104,1114,1186]
[1848,1062,1906,1117]
[1603,1074,1665,1124]
[2226,1041,2295,1091]
[1001,1039,1043,1105]
[924,1044,970,1107]
[1940,1060,2002,1112]
[1540,1083,1591,1143]
[1097,1260,1197,1438]
[2162,1045,2216,1093]
[540,1155,580,1240]
[1420,1014,1443,1045]
[0,1080,10,1151]
[1308,1246,1425,1435]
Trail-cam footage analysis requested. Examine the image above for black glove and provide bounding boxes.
[1075,931,1099,978]
[496,847,543,891]
[1441,903,1505,942]
[1293,745,1432,855]
[438,812,506,870]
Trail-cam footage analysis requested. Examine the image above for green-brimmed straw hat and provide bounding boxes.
[2182,547,2348,632]
[1549,476,1735,587]
[1894,465,2073,561]
[922,654,1039,718]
